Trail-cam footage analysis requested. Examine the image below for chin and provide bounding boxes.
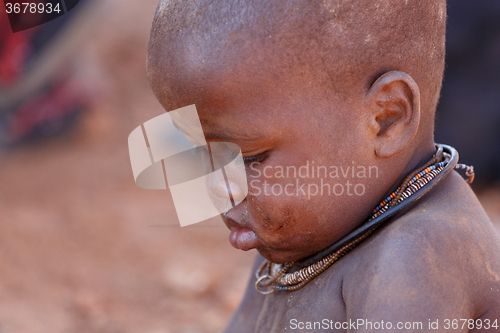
[257,247,306,264]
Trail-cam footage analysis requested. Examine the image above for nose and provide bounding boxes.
[207,142,249,208]
[224,164,248,205]
[207,168,232,201]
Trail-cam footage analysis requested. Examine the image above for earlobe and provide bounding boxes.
[367,71,421,158]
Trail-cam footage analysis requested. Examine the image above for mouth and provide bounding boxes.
[223,217,259,251]
[228,227,259,251]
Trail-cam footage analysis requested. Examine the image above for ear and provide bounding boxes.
[366,71,421,158]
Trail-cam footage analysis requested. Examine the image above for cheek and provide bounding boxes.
[246,176,337,247]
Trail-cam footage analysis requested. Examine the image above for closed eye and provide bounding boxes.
[243,151,268,165]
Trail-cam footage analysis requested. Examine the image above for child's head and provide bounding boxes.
[147,0,447,263]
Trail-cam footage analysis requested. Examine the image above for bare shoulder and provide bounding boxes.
[342,171,500,327]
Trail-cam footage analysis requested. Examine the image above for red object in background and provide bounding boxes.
[0,13,36,85]
[0,1,93,146]
[7,75,86,140]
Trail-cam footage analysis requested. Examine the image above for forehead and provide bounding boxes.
[147,39,356,148]
[146,0,347,110]
[147,35,328,118]
[145,0,371,142]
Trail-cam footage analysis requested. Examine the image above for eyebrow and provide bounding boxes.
[204,132,262,141]
[171,114,262,142]
[203,127,266,142]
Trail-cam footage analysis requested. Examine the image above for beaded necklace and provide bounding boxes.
[255,145,474,295]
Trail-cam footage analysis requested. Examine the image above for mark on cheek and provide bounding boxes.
[264,212,272,227]
[262,211,285,232]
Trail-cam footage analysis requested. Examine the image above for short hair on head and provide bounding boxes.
[148,0,446,125]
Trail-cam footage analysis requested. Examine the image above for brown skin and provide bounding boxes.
[148,58,500,330]
[147,1,500,330]
[227,172,500,332]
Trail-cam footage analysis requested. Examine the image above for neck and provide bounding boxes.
[385,140,437,196]
[292,143,455,270]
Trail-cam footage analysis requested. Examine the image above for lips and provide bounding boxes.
[229,227,259,251]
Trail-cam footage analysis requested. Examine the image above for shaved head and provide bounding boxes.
[148,0,446,131]
[146,0,449,264]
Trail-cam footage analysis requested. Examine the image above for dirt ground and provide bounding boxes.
[0,1,499,332]
[0,1,255,332]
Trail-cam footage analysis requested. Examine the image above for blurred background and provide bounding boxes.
[0,0,499,332]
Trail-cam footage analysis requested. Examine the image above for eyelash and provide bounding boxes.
[243,151,268,165]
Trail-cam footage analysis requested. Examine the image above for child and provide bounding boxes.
[147,0,500,331]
